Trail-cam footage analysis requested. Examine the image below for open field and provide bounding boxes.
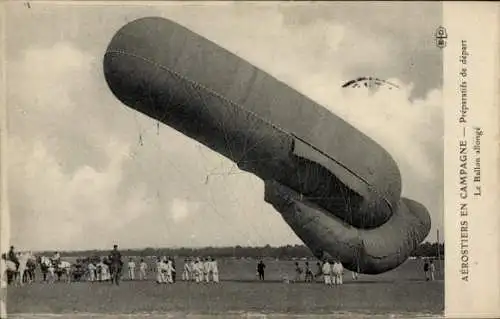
[5,259,444,317]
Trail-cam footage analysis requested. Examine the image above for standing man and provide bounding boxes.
[315,261,322,282]
[423,259,430,281]
[109,244,123,285]
[87,262,96,282]
[211,257,219,283]
[127,258,136,281]
[204,258,211,283]
[171,258,176,283]
[332,260,344,285]
[322,259,332,286]
[189,258,196,282]
[294,262,303,283]
[166,257,174,283]
[429,260,436,281]
[304,262,313,282]
[139,258,148,280]
[257,260,266,281]
[194,258,202,283]
[182,258,190,281]
[156,257,165,284]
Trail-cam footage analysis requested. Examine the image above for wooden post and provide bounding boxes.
[437,229,441,260]
[437,229,441,276]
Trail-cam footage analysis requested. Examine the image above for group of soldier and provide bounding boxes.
[4,245,363,286]
[151,256,220,284]
[256,259,351,285]
[81,244,126,285]
[84,250,221,285]
[37,245,124,284]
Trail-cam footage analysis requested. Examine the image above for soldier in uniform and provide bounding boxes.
[109,244,123,285]
[8,246,19,271]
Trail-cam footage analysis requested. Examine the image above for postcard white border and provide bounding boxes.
[444,2,500,318]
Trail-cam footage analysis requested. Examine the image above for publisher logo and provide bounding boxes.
[435,26,448,49]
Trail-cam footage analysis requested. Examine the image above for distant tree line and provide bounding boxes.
[37,242,444,260]
[410,242,444,259]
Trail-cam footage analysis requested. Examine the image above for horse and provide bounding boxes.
[37,256,55,282]
[2,251,35,287]
[331,261,344,285]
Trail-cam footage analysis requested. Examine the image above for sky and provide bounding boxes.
[5,2,443,251]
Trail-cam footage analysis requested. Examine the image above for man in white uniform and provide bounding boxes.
[47,263,56,283]
[166,258,174,283]
[100,262,110,281]
[127,258,136,280]
[198,258,205,282]
[182,258,190,281]
[139,258,148,280]
[211,258,219,283]
[156,257,164,284]
[189,258,196,281]
[332,261,344,285]
[322,260,332,286]
[87,262,96,282]
[204,258,211,283]
[194,259,202,283]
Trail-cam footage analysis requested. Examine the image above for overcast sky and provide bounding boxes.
[5,2,443,251]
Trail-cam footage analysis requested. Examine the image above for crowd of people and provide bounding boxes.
[152,257,220,284]
[4,245,439,286]
[44,245,222,285]
[80,255,221,284]
[257,259,351,285]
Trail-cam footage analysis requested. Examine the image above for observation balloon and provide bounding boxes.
[103,17,431,274]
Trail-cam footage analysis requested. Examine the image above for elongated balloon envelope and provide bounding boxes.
[103,17,431,274]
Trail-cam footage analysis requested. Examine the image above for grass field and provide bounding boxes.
[5,258,444,317]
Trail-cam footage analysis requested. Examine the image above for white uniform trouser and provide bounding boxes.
[212,272,219,283]
[88,270,96,282]
[323,274,331,285]
[129,268,135,280]
[205,271,210,282]
[139,269,147,280]
[156,270,164,283]
[195,271,201,283]
[333,274,343,285]
[102,269,109,281]
[165,271,173,283]
[48,268,55,283]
